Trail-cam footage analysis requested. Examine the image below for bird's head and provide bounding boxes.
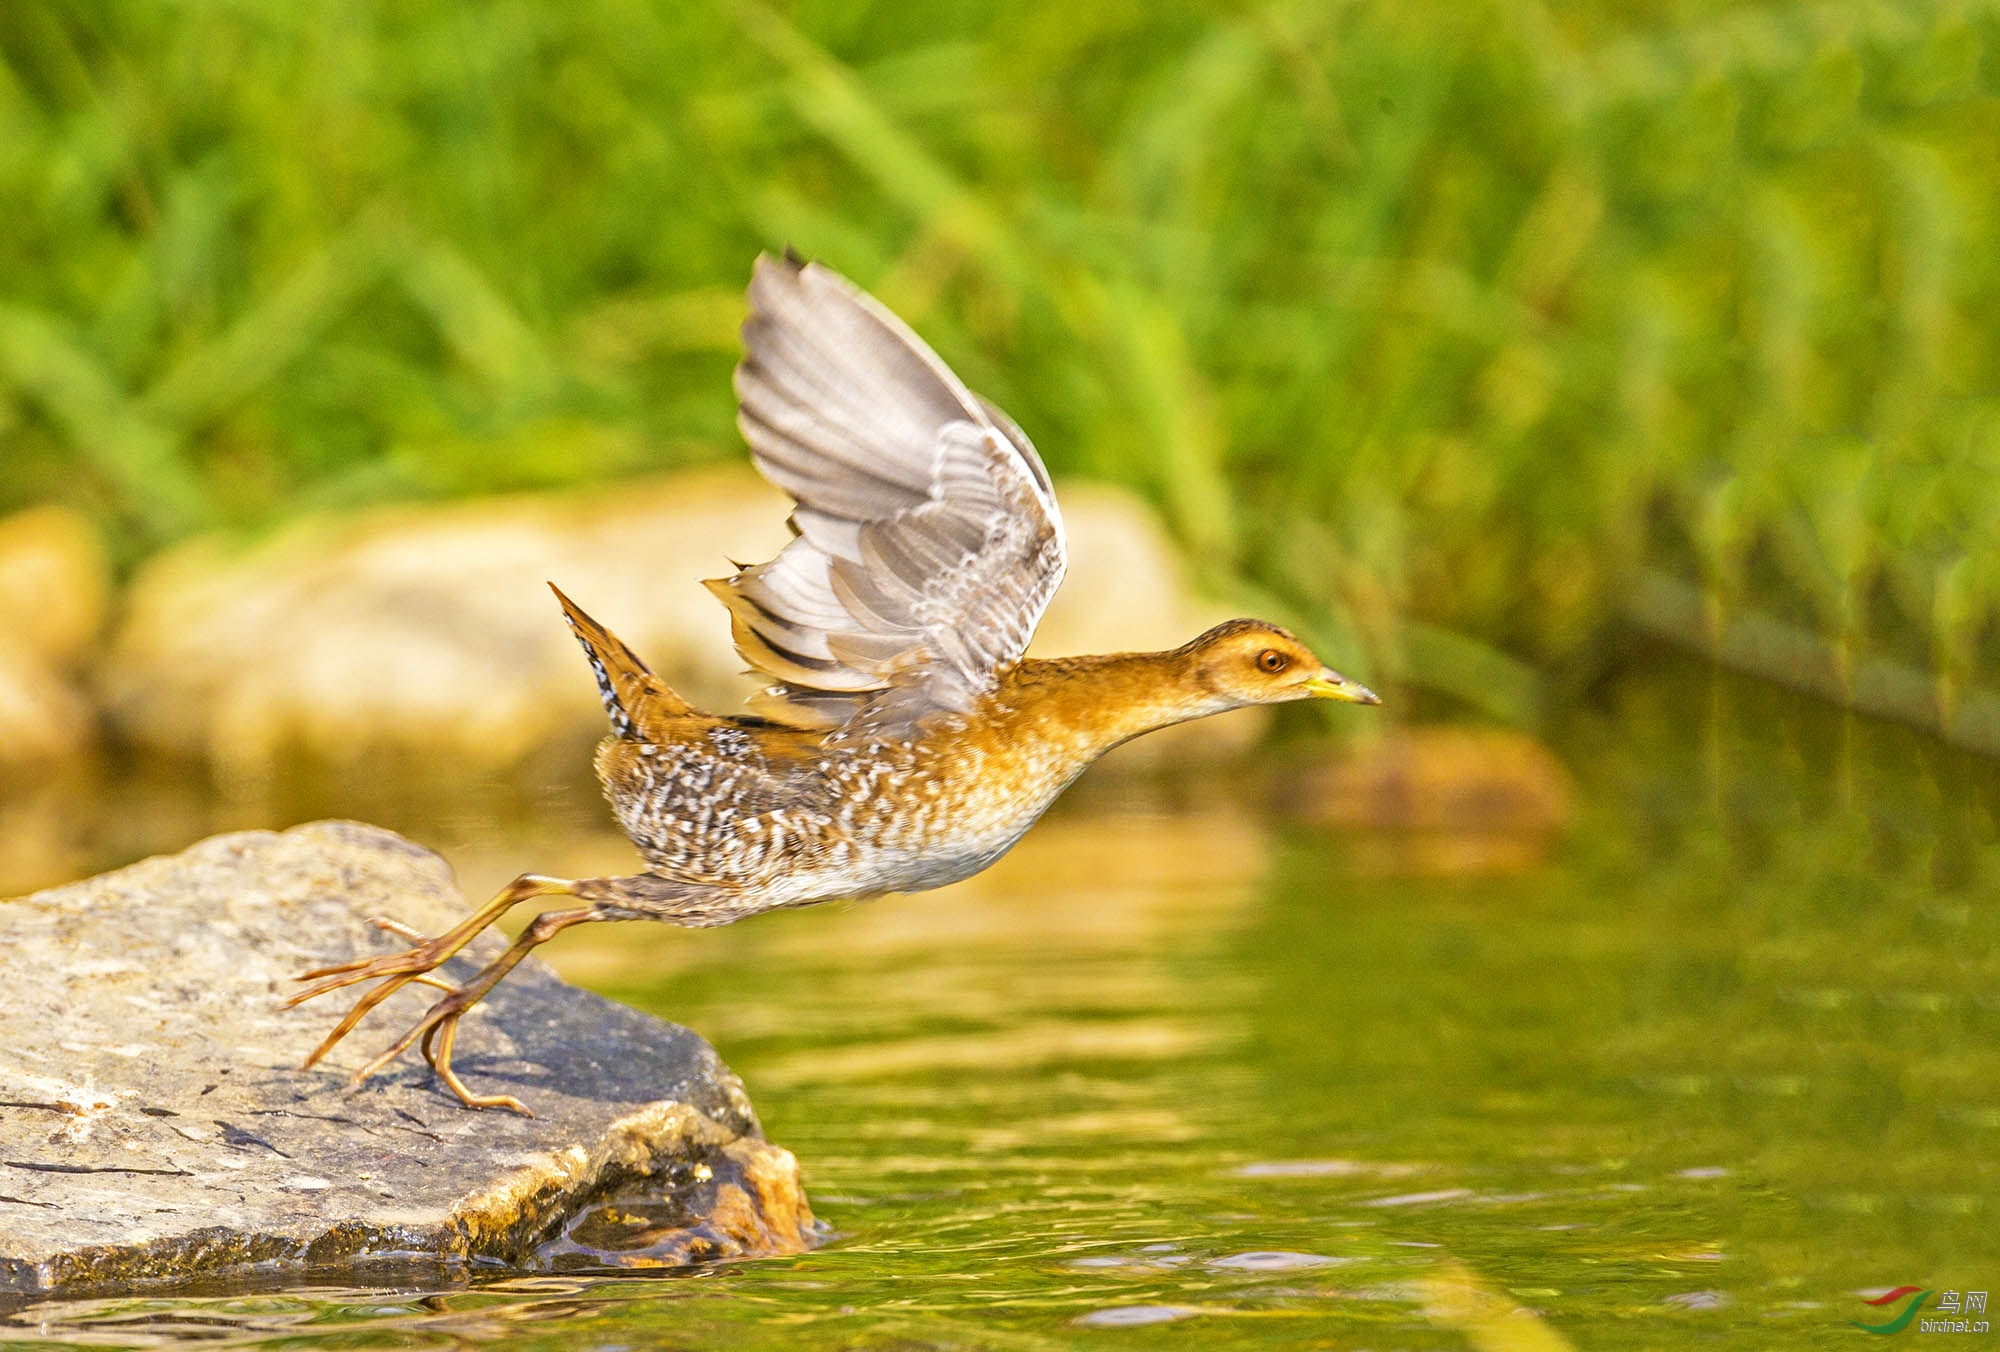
[1177,619,1380,710]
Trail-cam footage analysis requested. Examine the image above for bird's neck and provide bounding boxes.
[997,650,1233,757]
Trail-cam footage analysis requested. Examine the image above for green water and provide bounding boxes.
[4,661,1996,1349]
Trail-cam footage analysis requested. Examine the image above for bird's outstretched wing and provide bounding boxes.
[706,252,1066,732]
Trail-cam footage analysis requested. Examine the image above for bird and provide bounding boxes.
[287,252,1380,1114]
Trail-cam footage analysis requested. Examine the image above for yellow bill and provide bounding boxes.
[1304,671,1381,705]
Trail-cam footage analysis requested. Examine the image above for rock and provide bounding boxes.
[0,505,110,671]
[0,505,109,768]
[101,467,1261,782]
[0,644,95,768]
[100,467,790,783]
[0,766,97,898]
[1282,726,1575,876]
[0,820,812,1293]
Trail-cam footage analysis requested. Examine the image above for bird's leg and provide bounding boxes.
[347,904,603,1116]
[284,873,575,1073]
[288,871,703,1114]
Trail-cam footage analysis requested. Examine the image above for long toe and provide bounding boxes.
[349,1010,450,1085]
[289,944,451,1003]
[294,956,383,982]
[425,1011,532,1115]
[283,966,395,1008]
[298,972,421,1066]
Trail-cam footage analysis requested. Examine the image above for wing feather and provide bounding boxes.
[710,253,1066,731]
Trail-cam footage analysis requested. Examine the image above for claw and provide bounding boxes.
[430,1014,531,1116]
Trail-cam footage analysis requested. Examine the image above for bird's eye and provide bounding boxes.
[1256,649,1288,674]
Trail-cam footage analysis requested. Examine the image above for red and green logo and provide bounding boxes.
[1849,1287,1930,1335]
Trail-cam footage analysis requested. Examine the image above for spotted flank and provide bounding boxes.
[588,696,1099,916]
[708,725,755,756]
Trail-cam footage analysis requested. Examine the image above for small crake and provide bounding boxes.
[288,253,1378,1114]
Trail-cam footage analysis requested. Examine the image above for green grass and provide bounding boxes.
[1,0,1996,732]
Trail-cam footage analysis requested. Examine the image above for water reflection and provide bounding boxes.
[1,656,1994,1346]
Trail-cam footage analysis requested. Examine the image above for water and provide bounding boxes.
[3,658,1996,1348]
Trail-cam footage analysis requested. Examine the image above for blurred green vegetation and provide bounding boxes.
[0,0,1995,733]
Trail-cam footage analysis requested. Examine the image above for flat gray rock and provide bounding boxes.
[0,821,813,1293]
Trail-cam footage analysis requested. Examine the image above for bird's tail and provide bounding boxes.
[549,583,690,738]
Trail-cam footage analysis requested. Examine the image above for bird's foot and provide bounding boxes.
[282,936,459,1078]
[283,873,580,1108]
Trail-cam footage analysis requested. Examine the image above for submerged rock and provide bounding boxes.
[0,821,812,1294]
[1284,726,1575,876]
[100,467,1259,783]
